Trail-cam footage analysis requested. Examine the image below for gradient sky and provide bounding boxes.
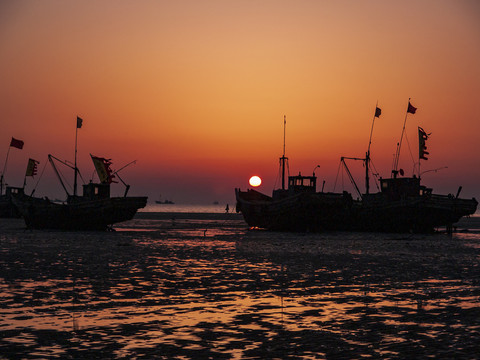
[1,0,479,204]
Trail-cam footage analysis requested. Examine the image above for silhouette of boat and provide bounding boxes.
[155,197,174,204]
[13,181,147,230]
[236,110,477,233]
[12,118,147,230]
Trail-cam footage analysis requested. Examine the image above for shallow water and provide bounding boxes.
[1,215,479,359]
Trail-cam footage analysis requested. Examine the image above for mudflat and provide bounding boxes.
[0,214,479,358]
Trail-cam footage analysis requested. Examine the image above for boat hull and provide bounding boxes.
[235,189,355,232]
[236,189,478,233]
[12,195,147,231]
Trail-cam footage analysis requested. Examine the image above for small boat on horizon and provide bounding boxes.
[155,195,174,204]
[155,200,175,204]
[236,107,478,233]
[12,117,147,230]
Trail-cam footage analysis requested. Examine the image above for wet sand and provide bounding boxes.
[0,214,479,359]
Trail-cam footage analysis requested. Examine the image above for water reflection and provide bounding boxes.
[0,216,479,358]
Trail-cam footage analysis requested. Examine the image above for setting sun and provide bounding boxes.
[249,176,262,187]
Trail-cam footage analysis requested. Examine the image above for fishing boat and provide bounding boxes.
[12,181,147,231]
[12,117,147,230]
[236,107,477,233]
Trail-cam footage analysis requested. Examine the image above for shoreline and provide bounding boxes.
[1,212,478,232]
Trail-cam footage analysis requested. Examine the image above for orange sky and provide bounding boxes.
[1,1,479,204]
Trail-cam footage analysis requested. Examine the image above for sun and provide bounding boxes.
[249,175,262,187]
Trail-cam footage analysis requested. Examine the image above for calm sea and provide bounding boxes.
[141,203,231,213]
[0,213,479,359]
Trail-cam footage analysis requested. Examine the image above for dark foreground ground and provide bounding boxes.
[0,214,479,359]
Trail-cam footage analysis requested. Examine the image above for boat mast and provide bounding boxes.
[0,148,11,195]
[341,105,380,197]
[74,116,82,196]
[365,104,379,194]
[392,99,411,178]
[1,138,24,195]
[280,115,288,190]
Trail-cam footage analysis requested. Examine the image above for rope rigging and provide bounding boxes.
[28,155,86,198]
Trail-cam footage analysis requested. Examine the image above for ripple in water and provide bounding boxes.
[1,215,479,359]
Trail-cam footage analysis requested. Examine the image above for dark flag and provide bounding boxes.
[25,158,40,177]
[418,126,430,160]
[10,137,24,149]
[77,116,83,128]
[375,107,381,118]
[407,101,417,114]
[91,155,116,184]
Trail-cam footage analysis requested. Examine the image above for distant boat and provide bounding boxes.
[155,199,174,204]
[236,111,477,233]
[12,118,147,230]
[155,195,174,204]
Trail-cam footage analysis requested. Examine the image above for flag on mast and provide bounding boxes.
[418,126,430,160]
[25,158,40,177]
[91,155,116,184]
[407,101,417,114]
[10,137,24,149]
[77,116,83,128]
[374,107,381,118]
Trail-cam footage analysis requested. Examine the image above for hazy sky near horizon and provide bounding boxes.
[1,0,479,203]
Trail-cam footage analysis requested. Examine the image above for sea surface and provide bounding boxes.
[1,209,479,359]
[142,203,232,213]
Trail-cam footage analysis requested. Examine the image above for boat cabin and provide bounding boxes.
[82,182,110,200]
[288,172,316,193]
[5,186,24,199]
[273,172,317,199]
[380,176,431,200]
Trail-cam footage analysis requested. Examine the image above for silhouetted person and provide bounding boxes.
[225,204,229,213]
